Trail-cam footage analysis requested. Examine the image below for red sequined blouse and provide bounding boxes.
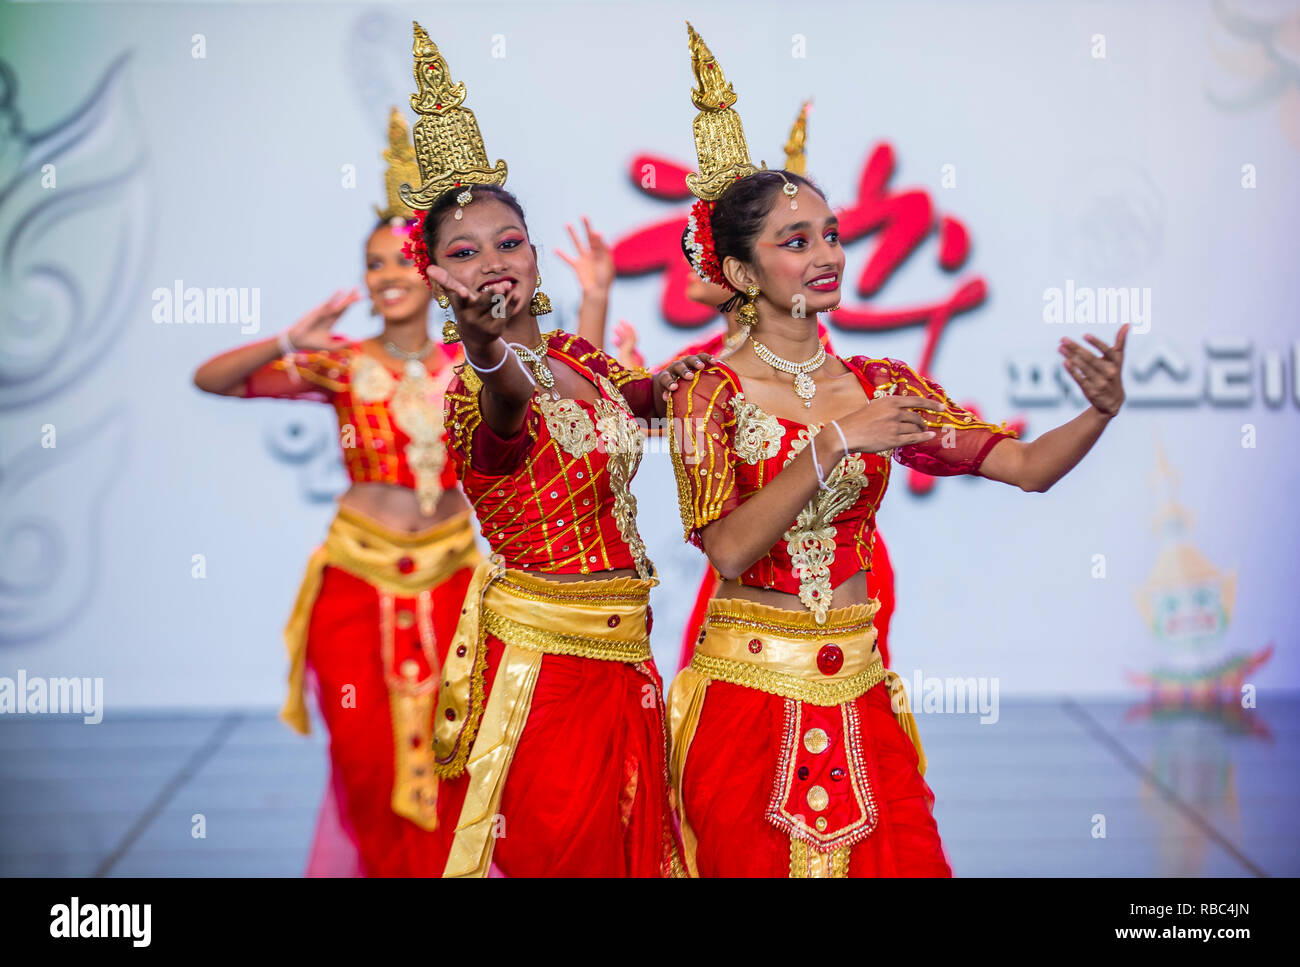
[443,331,657,579]
[243,338,461,514]
[669,355,1019,622]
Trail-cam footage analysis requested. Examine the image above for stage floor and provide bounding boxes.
[2,696,1295,877]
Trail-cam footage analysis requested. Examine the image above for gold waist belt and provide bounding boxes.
[434,562,655,779]
[436,560,657,877]
[691,597,885,707]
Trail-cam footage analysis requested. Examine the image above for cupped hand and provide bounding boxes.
[286,288,361,350]
[1059,324,1128,418]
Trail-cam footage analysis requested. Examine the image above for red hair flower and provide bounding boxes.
[684,198,730,290]
[401,208,434,289]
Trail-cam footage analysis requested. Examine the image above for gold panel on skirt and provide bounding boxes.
[280,505,482,831]
[668,596,927,878]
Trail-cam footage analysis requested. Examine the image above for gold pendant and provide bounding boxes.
[794,372,816,407]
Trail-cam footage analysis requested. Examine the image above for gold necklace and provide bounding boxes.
[750,338,826,407]
[511,336,555,392]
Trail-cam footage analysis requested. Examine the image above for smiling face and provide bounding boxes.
[720,187,844,316]
[428,196,537,321]
[365,221,433,324]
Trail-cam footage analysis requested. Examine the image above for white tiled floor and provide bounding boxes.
[1,696,1294,877]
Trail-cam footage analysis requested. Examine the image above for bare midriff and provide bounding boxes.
[715,570,872,611]
[339,481,470,533]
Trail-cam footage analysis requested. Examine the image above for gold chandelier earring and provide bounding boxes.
[735,284,760,328]
[529,274,552,317]
[437,293,459,344]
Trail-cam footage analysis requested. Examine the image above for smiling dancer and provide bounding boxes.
[558,102,898,675]
[192,108,478,877]
[666,24,1129,877]
[394,23,700,877]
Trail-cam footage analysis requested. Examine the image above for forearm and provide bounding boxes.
[575,289,609,351]
[697,442,841,580]
[463,336,536,438]
[982,405,1113,492]
[193,337,284,396]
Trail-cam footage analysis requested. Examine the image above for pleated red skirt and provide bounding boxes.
[305,563,474,876]
[436,636,679,877]
[681,678,952,877]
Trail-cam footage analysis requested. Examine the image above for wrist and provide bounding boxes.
[277,329,296,355]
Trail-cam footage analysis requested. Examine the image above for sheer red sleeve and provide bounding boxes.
[242,347,349,402]
[667,365,743,549]
[860,357,1019,477]
[443,365,537,478]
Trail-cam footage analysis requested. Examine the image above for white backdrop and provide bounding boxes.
[1,0,1296,710]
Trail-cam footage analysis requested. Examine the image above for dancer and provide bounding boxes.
[396,23,699,877]
[666,24,1129,877]
[192,108,478,876]
[557,102,897,674]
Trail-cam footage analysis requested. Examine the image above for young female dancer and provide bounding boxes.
[557,103,897,675]
[395,23,703,877]
[192,109,478,876]
[667,24,1129,877]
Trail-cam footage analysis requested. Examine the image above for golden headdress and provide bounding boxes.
[399,21,508,212]
[783,100,811,176]
[375,107,419,222]
[684,22,758,201]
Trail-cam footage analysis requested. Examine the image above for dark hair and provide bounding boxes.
[421,184,529,254]
[709,170,825,272]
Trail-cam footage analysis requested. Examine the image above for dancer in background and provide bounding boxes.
[192,108,479,877]
[557,102,896,674]
[395,24,701,876]
[666,24,1128,877]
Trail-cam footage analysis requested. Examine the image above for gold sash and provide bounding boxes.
[668,596,925,877]
[438,564,656,878]
[280,505,481,829]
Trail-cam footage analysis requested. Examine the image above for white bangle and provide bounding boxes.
[809,434,832,491]
[277,330,296,355]
[465,341,509,374]
[830,419,850,461]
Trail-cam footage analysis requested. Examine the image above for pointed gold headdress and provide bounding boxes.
[399,22,507,212]
[375,107,419,222]
[684,22,758,201]
[783,100,811,176]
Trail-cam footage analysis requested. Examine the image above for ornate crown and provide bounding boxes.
[783,100,811,176]
[399,22,508,211]
[375,107,420,222]
[684,22,758,201]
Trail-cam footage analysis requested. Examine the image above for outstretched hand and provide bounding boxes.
[426,264,517,349]
[286,288,360,350]
[555,216,615,296]
[1059,324,1129,418]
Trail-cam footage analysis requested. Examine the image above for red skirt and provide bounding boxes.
[681,679,952,877]
[436,637,678,877]
[306,563,474,876]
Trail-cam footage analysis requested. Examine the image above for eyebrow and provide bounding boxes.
[774,216,838,237]
[442,224,523,249]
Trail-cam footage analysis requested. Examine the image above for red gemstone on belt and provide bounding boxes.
[608,614,621,628]
[444,708,456,721]
[646,606,654,634]
[456,645,467,658]
[748,638,762,654]
[816,644,844,676]
[396,556,415,574]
